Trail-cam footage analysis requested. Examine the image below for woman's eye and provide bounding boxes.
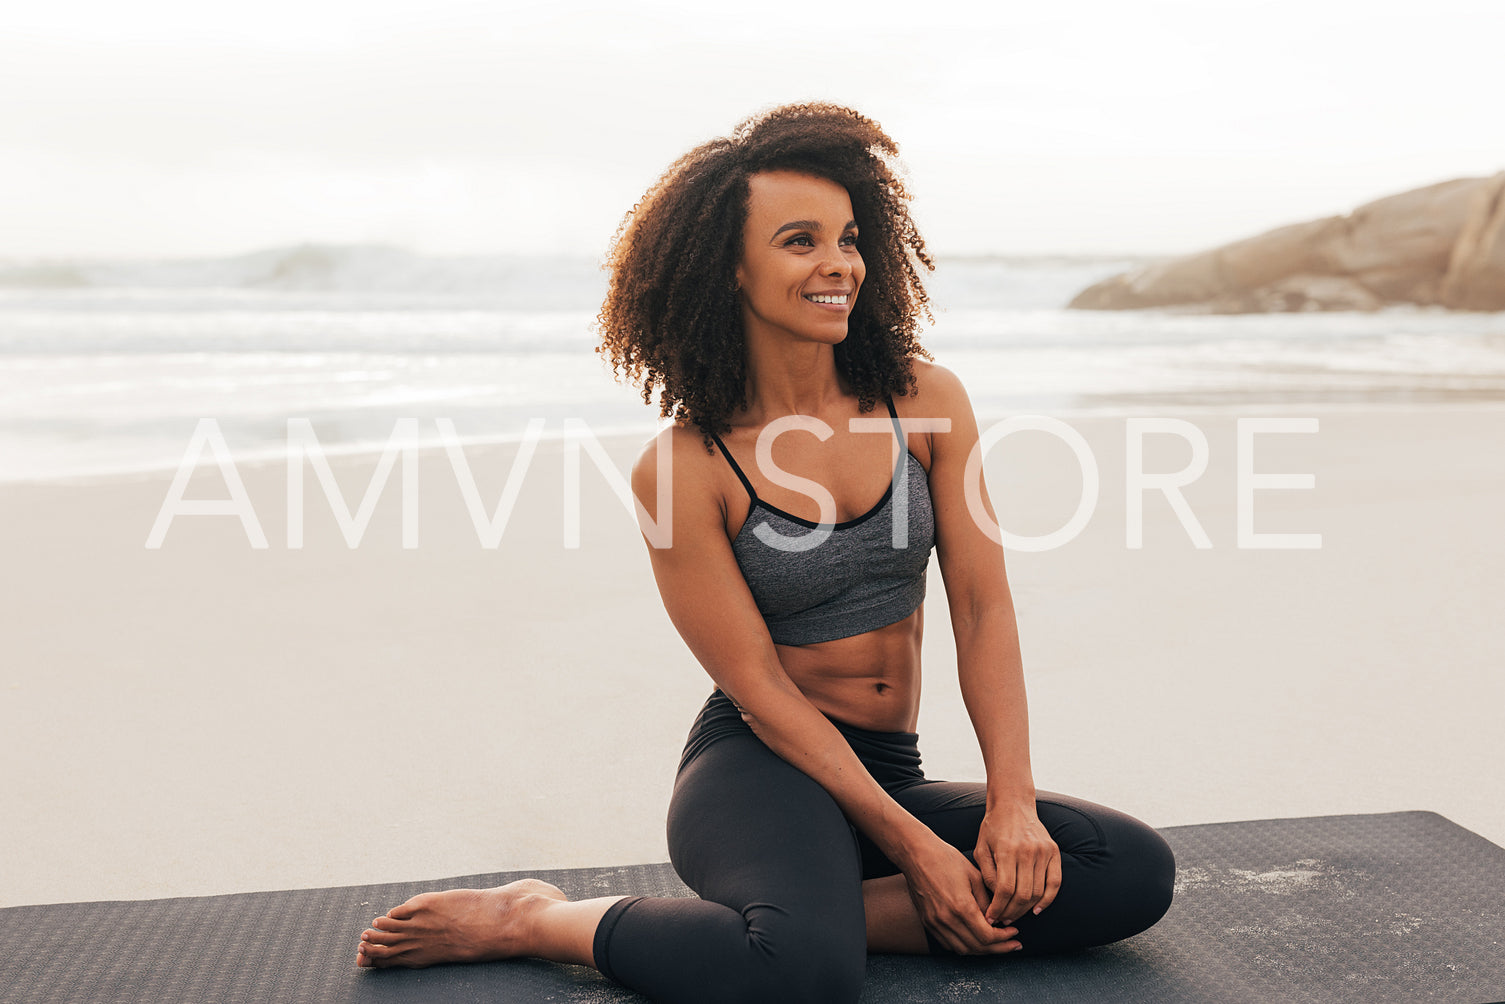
[785,235,814,247]
[842,234,859,246]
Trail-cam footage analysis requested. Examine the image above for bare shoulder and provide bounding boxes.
[900,358,974,419]
[895,360,979,471]
[631,423,726,527]
[632,423,719,481]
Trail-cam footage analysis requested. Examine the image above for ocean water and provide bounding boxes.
[3,245,1504,482]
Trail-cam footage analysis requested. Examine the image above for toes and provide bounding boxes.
[387,898,423,920]
[362,927,407,947]
[360,942,406,964]
[368,946,424,970]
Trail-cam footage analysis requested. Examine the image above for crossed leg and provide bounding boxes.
[357,729,892,1002]
[868,781,1176,955]
[355,873,934,969]
[356,740,1172,996]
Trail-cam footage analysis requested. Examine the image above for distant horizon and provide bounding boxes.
[5,165,1501,270]
[0,242,1162,266]
[4,163,1500,267]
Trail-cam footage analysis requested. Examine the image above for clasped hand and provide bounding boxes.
[902,804,1061,955]
[974,801,1062,926]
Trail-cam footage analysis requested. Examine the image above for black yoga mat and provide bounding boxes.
[5,811,1503,1003]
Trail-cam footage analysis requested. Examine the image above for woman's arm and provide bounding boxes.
[632,425,1015,955]
[916,362,1064,928]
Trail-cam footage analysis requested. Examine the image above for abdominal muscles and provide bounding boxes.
[776,609,924,732]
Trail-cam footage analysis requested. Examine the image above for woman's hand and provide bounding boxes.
[901,835,1022,955]
[974,800,1062,926]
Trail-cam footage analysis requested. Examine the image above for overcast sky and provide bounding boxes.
[4,0,1503,260]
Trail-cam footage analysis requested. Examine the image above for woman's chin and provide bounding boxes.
[802,325,850,346]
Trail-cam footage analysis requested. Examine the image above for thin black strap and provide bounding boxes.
[709,433,757,501]
[885,396,904,443]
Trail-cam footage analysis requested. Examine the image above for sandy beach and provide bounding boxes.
[2,402,1502,909]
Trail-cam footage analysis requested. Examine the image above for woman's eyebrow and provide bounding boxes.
[771,219,859,237]
[772,219,821,237]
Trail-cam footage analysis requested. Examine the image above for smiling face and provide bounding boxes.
[735,170,865,348]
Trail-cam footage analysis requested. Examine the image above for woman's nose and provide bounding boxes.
[820,251,851,278]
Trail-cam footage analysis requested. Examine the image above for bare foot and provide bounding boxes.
[355,878,568,969]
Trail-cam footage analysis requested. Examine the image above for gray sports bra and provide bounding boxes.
[710,399,936,646]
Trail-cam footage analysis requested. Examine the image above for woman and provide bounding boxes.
[356,103,1174,1001]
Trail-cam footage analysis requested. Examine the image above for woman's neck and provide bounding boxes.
[741,331,847,423]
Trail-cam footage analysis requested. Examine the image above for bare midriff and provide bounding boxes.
[777,606,925,733]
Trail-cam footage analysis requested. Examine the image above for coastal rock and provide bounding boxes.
[1070,172,1505,312]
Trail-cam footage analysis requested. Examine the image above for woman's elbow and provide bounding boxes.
[725,680,804,739]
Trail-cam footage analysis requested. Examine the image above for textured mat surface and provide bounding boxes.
[5,811,1503,1003]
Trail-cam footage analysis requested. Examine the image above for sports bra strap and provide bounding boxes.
[711,398,904,502]
[709,432,757,501]
[885,396,904,440]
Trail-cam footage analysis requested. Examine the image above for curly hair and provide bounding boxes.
[596,102,934,441]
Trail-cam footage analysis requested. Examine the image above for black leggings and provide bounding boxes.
[592,691,1175,1004]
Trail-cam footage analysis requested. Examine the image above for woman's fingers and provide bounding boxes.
[1035,848,1063,914]
[987,841,1067,923]
[965,909,1019,953]
[974,849,999,912]
[1023,850,1047,915]
[973,809,1066,926]
[922,881,1019,955]
[959,877,1020,953]
[1000,856,1037,924]
[936,910,1018,955]
[981,850,1014,924]
[985,880,1011,925]
[969,862,994,916]
[908,839,1025,955]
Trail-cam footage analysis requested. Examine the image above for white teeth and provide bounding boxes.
[806,294,848,304]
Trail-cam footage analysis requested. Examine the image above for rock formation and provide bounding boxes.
[1069,172,1505,312]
